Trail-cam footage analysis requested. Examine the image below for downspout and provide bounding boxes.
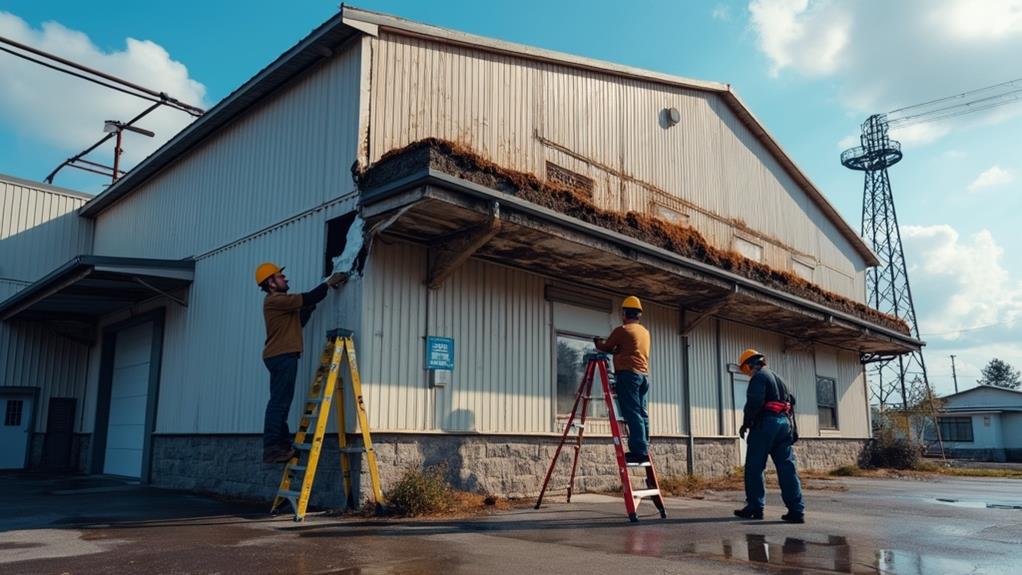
[683,333,694,475]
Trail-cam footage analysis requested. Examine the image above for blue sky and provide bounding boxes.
[1,1,1020,395]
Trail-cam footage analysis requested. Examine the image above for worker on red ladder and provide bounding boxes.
[734,349,805,523]
[594,296,651,464]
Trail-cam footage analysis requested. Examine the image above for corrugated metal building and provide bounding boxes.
[0,7,921,500]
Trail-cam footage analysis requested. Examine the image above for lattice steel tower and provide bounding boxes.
[841,114,929,408]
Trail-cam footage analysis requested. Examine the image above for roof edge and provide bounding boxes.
[0,172,93,201]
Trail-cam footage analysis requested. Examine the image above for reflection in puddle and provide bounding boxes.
[677,534,977,574]
[935,498,1022,510]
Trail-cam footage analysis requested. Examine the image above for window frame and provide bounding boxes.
[554,330,611,419]
[937,416,974,442]
[816,376,838,430]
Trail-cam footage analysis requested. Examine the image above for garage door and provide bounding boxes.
[103,322,153,478]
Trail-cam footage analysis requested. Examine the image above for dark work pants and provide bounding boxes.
[744,413,805,513]
[263,353,299,450]
[615,370,650,456]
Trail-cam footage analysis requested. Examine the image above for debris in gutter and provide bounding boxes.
[355,138,911,335]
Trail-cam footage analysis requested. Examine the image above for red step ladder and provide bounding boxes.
[535,353,667,523]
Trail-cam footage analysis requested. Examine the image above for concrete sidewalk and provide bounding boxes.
[2,472,1019,574]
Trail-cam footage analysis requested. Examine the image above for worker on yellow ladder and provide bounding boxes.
[594,296,651,464]
[255,262,348,463]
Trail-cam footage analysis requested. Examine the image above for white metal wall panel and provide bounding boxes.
[153,198,361,433]
[644,301,683,436]
[368,32,868,301]
[359,239,429,432]
[92,42,364,261]
[837,349,870,437]
[0,177,93,284]
[103,322,152,478]
[687,319,721,436]
[0,178,92,433]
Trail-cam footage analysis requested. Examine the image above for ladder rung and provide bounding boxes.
[277,489,300,499]
[631,489,660,498]
[626,461,652,468]
[294,443,313,451]
[288,465,307,473]
[304,398,324,405]
[339,447,366,454]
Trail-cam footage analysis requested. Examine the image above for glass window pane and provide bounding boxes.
[556,334,608,417]
[816,377,836,408]
[4,400,23,426]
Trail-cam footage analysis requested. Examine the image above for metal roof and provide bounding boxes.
[0,172,93,200]
[78,5,878,266]
[0,255,194,323]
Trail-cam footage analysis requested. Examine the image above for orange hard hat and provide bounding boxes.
[255,262,284,286]
[622,295,642,311]
[738,349,765,375]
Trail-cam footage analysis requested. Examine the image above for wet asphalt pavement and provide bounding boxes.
[1,473,1019,574]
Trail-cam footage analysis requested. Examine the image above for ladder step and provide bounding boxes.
[288,465,307,473]
[294,443,313,451]
[626,461,652,468]
[631,489,660,498]
[277,489,300,499]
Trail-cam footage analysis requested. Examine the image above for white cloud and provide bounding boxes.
[836,134,857,150]
[0,12,206,170]
[967,165,1014,193]
[713,4,733,21]
[747,1,1022,128]
[748,0,851,77]
[888,123,952,147]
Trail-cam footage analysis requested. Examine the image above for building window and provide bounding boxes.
[734,236,763,262]
[938,417,974,442]
[816,377,837,429]
[546,162,594,197]
[652,203,690,226]
[792,258,814,281]
[555,333,609,418]
[4,400,23,426]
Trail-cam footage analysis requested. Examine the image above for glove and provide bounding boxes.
[739,425,748,440]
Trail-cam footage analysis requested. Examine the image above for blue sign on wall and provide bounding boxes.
[425,336,455,370]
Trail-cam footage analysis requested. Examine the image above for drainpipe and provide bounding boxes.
[683,334,695,475]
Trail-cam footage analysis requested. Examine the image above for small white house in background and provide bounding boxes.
[935,386,1022,462]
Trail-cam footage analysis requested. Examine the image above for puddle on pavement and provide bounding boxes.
[935,498,1022,510]
[625,531,977,574]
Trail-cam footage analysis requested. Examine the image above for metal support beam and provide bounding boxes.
[132,277,188,307]
[681,289,736,335]
[426,201,501,289]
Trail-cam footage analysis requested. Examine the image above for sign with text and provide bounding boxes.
[425,336,455,370]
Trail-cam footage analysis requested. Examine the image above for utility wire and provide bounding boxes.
[919,321,1014,338]
[886,77,1022,128]
[888,77,1022,115]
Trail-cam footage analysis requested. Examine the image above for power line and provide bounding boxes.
[919,320,1013,338]
[888,77,1022,116]
[885,77,1022,128]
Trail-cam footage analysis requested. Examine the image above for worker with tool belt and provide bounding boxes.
[734,349,805,523]
[256,262,348,463]
[594,296,651,464]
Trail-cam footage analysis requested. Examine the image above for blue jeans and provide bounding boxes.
[615,370,649,456]
[744,414,804,513]
[263,353,299,450]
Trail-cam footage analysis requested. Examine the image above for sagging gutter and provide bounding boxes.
[360,168,923,351]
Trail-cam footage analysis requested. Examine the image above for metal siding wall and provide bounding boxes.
[0,179,93,282]
[360,240,429,432]
[0,179,92,433]
[719,319,817,437]
[644,302,682,436]
[362,240,556,433]
[837,349,870,437]
[687,319,720,436]
[153,197,361,433]
[369,32,867,300]
[92,43,364,261]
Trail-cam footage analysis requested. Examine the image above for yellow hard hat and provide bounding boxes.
[738,349,765,375]
[622,296,642,311]
[255,262,284,286]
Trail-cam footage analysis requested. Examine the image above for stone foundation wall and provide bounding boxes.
[149,434,865,507]
[943,448,1008,463]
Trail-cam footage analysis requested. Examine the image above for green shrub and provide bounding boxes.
[385,464,454,516]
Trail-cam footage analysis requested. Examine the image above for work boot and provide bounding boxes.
[624,452,649,464]
[781,511,805,523]
[733,507,764,520]
[262,446,296,464]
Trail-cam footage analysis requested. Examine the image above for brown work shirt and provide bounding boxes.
[598,322,650,374]
[262,292,305,359]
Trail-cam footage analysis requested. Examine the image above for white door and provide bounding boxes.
[0,396,33,469]
[732,374,750,465]
[103,322,153,478]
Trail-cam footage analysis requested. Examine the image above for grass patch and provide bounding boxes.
[821,462,1022,480]
[364,464,518,518]
[829,465,867,477]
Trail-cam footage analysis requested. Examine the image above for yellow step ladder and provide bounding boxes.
[270,329,384,521]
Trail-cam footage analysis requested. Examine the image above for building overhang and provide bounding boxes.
[359,168,921,358]
[0,256,194,341]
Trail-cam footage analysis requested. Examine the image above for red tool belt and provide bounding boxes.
[764,401,792,415]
